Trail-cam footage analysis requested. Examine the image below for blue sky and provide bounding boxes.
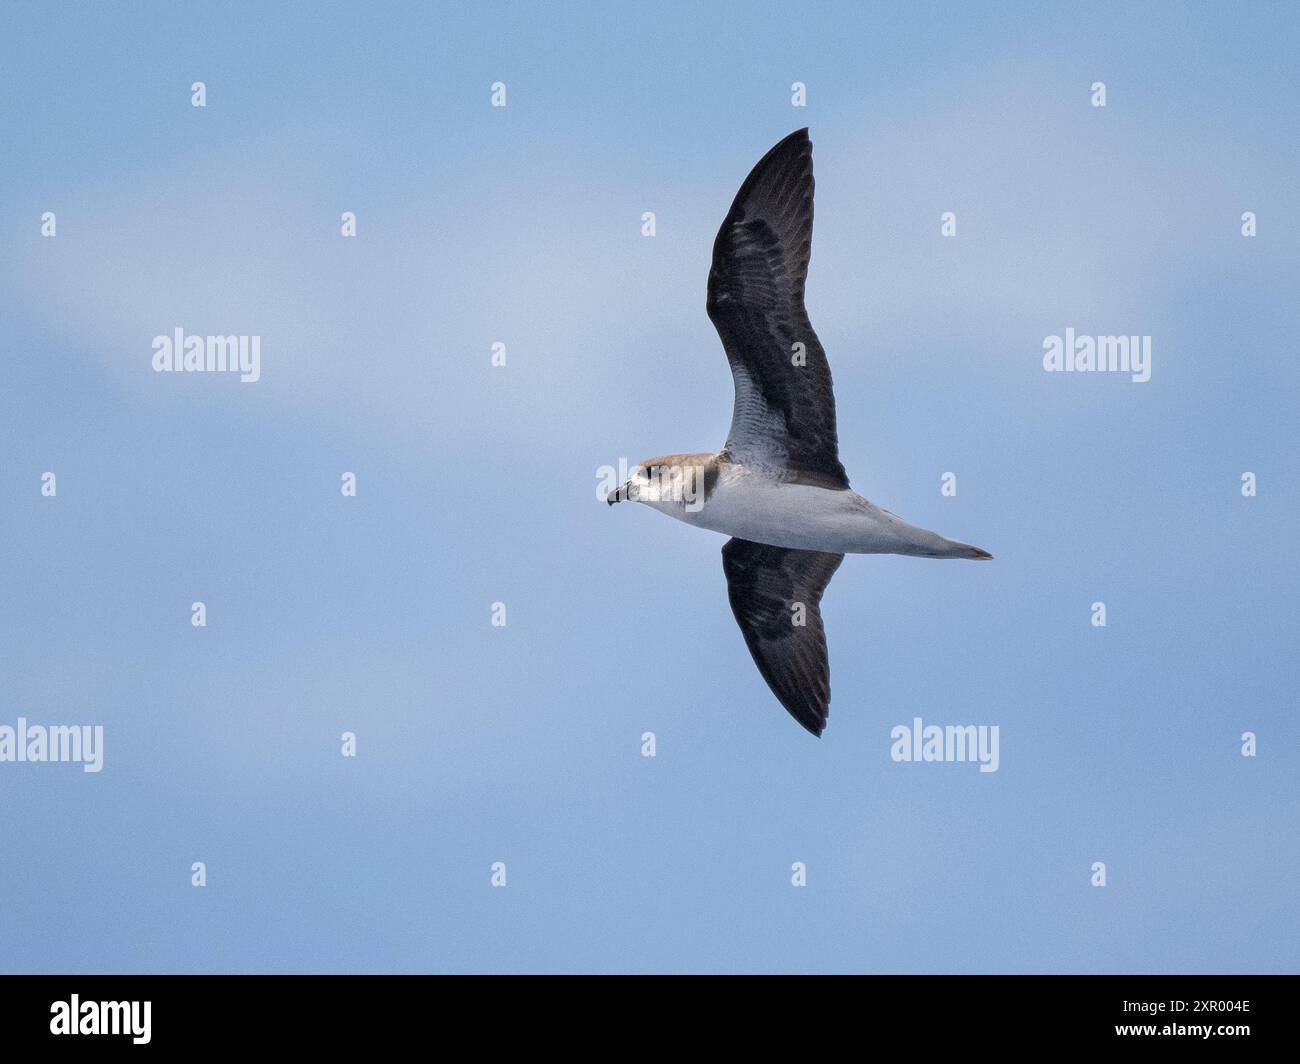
[1,1,1297,972]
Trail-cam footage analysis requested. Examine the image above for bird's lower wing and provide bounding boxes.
[721,537,844,736]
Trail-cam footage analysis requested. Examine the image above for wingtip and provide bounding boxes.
[798,714,826,738]
[768,128,810,153]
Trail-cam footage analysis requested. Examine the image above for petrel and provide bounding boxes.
[608,129,992,736]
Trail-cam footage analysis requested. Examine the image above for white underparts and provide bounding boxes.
[642,466,986,558]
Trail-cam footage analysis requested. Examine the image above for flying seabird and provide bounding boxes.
[608,128,992,736]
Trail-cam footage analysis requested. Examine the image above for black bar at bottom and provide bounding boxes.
[0,974,1287,1050]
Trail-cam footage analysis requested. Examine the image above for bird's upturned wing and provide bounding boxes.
[721,537,844,736]
[706,128,849,491]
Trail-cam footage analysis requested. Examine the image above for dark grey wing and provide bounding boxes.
[721,537,845,736]
[706,128,849,491]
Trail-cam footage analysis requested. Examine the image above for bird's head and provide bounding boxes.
[607,454,713,514]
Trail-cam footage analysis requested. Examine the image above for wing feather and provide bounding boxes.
[721,537,844,736]
[706,129,848,490]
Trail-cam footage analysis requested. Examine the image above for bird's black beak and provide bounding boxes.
[607,480,632,506]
